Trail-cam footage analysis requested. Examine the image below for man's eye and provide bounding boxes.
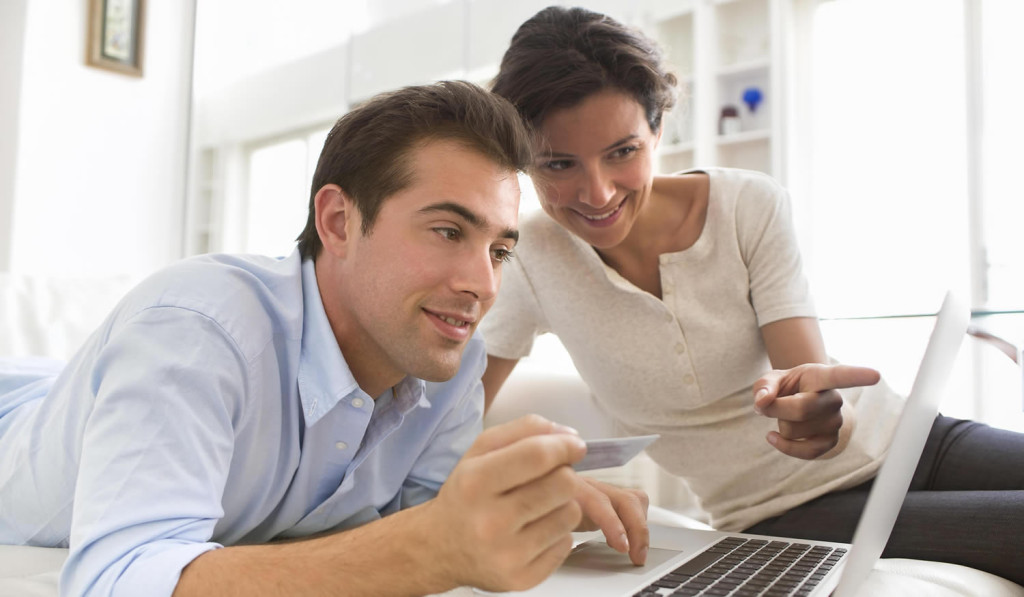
[492,248,515,263]
[434,227,460,240]
[542,159,573,172]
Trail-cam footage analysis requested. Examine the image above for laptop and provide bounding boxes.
[504,291,969,597]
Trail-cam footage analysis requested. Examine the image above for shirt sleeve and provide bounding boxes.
[734,173,817,326]
[479,249,549,359]
[60,307,249,597]
[398,334,486,508]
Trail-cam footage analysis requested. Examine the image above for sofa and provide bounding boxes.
[1,272,1021,596]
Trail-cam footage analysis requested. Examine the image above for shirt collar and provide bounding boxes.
[296,257,430,425]
[297,257,361,425]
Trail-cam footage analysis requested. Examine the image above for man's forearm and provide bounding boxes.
[172,501,458,597]
[172,417,588,596]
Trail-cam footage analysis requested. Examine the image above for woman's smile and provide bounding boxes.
[573,196,628,228]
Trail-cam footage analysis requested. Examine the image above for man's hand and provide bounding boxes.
[753,363,880,459]
[427,415,587,592]
[573,477,649,565]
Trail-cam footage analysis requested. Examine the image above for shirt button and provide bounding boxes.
[335,441,348,450]
[351,397,365,409]
[683,374,695,385]
[675,343,686,354]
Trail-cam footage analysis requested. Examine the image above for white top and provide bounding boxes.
[482,168,903,531]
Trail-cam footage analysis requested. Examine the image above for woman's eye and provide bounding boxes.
[434,227,460,240]
[611,145,638,159]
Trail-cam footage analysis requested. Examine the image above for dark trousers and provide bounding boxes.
[743,415,1024,585]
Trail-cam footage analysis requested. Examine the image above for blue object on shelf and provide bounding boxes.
[742,87,763,113]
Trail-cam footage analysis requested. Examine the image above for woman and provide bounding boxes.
[481,5,1024,584]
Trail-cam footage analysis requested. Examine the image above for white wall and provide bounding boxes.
[4,0,195,277]
[0,0,29,272]
[190,0,646,149]
[192,44,350,148]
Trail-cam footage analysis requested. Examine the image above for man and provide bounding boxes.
[0,81,646,597]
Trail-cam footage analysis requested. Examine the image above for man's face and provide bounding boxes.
[331,139,520,389]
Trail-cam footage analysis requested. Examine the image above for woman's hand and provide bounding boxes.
[753,363,880,459]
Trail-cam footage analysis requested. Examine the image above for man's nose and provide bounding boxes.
[455,248,499,303]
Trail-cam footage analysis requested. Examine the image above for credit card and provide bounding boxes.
[572,434,660,472]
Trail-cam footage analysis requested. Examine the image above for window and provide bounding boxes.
[801,0,1022,430]
[972,0,1024,426]
[243,128,329,257]
[803,0,969,318]
[978,0,1024,311]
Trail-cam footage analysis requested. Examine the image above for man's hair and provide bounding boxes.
[491,6,678,133]
[296,80,533,261]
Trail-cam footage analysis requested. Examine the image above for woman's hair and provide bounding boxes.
[491,6,678,133]
[296,80,533,261]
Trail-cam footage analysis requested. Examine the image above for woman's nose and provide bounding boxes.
[578,167,616,208]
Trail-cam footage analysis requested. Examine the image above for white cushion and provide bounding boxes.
[866,559,1024,596]
[0,272,135,359]
[0,546,66,597]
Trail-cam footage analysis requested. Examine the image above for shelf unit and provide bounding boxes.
[186,148,223,256]
[654,8,696,174]
[645,0,782,178]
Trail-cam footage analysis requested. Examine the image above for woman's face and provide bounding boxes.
[532,90,661,250]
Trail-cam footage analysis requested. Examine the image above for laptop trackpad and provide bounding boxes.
[562,541,681,574]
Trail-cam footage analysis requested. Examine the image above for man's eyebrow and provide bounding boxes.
[539,133,640,158]
[419,202,519,243]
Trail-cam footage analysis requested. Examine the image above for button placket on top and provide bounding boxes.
[315,378,428,527]
[660,264,700,391]
[290,386,375,527]
[331,393,373,452]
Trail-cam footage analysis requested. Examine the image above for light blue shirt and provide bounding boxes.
[0,250,485,597]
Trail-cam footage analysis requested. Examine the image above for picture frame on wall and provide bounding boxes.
[86,0,145,77]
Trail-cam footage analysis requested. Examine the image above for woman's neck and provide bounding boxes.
[593,173,709,297]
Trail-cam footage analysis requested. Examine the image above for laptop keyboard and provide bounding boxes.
[632,537,846,597]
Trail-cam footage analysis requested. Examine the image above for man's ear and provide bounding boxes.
[314,184,360,258]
